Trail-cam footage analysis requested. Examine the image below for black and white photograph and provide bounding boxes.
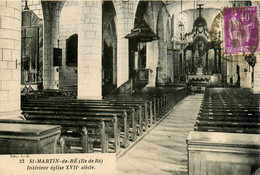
[0,0,259,174]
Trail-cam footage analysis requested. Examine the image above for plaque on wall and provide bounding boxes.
[53,48,62,66]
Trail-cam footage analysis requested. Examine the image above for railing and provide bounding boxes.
[111,68,149,94]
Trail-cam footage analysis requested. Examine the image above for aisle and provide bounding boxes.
[116,94,204,175]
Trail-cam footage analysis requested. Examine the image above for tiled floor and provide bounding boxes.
[116,94,204,175]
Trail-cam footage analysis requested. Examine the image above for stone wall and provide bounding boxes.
[59,1,79,88]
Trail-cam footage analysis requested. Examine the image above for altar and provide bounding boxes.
[183,4,222,93]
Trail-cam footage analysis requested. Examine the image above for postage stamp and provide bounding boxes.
[224,6,259,55]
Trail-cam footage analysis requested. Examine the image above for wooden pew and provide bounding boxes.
[194,120,260,134]
[22,107,131,148]
[103,97,153,130]
[198,111,259,117]
[197,113,259,122]
[22,105,138,143]
[195,88,260,134]
[23,100,145,136]
[189,88,260,175]
[0,119,106,154]
[23,112,121,153]
[23,104,138,141]
[0,123,62,154]
[22,101,142,137]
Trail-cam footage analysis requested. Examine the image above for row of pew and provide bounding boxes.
[0,87,187,154]
[188,88,260,175]
[194,88,260,134]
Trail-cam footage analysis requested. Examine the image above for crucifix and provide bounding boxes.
[197,4,203,17]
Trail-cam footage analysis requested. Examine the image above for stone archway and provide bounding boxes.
[102,1,117,96]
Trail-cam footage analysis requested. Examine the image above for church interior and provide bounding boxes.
[0,0,259,174]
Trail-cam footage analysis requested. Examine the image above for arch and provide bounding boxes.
[103,1,117,30]
[134,1,149,26]
[156,5,170,42]
[210,11,224,41]
[66,34,78,66]
[102,1,117,95]
[21,10,43,86]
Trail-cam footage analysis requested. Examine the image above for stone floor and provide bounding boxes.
[116,94,204,175]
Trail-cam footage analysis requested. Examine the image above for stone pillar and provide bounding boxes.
[218,48,221,73]
[253,54,260,92]
[184,49,187,74]
[158,41,167,84]
[114,1,135,87]
[206,50,209,74]
[146,41,158,87]
[238,57,251,88]
[42,2,64,89]
[167,49,174,83]
[191,52,195,75]
[112,34,117,86]
[179,51,183,75]
[253,4,260,93]
[0,1,22,119]
[214,48,217,73]
[78,1,102,99]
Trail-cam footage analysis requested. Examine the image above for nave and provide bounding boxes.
[0,1,260,174]
[0,87,259,175]
[0,87,187,155]
[117,94,203,175]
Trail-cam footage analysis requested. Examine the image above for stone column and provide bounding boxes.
[191,52,195,75]
[214,48,217,73]
[78,1,102,99]
[218,48,221,73]
[42,1,64,89]
[206,50,208,74]
[253,2,260,93]
[158,41,167,84]
[184,49,186,74]
[114,1,135,87]
[167,49,174,83]
[146,41,158,87]
[253,54,260,92]
[0,1,22,119]
[179,51,183,75]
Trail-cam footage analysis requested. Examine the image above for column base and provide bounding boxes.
[156,82,167,87]
[146,82,156,87]
[253,87,260,94]
[77,96,103,100]
[0,110,24,120]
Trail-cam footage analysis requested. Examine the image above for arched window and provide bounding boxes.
[66,34,78,66]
